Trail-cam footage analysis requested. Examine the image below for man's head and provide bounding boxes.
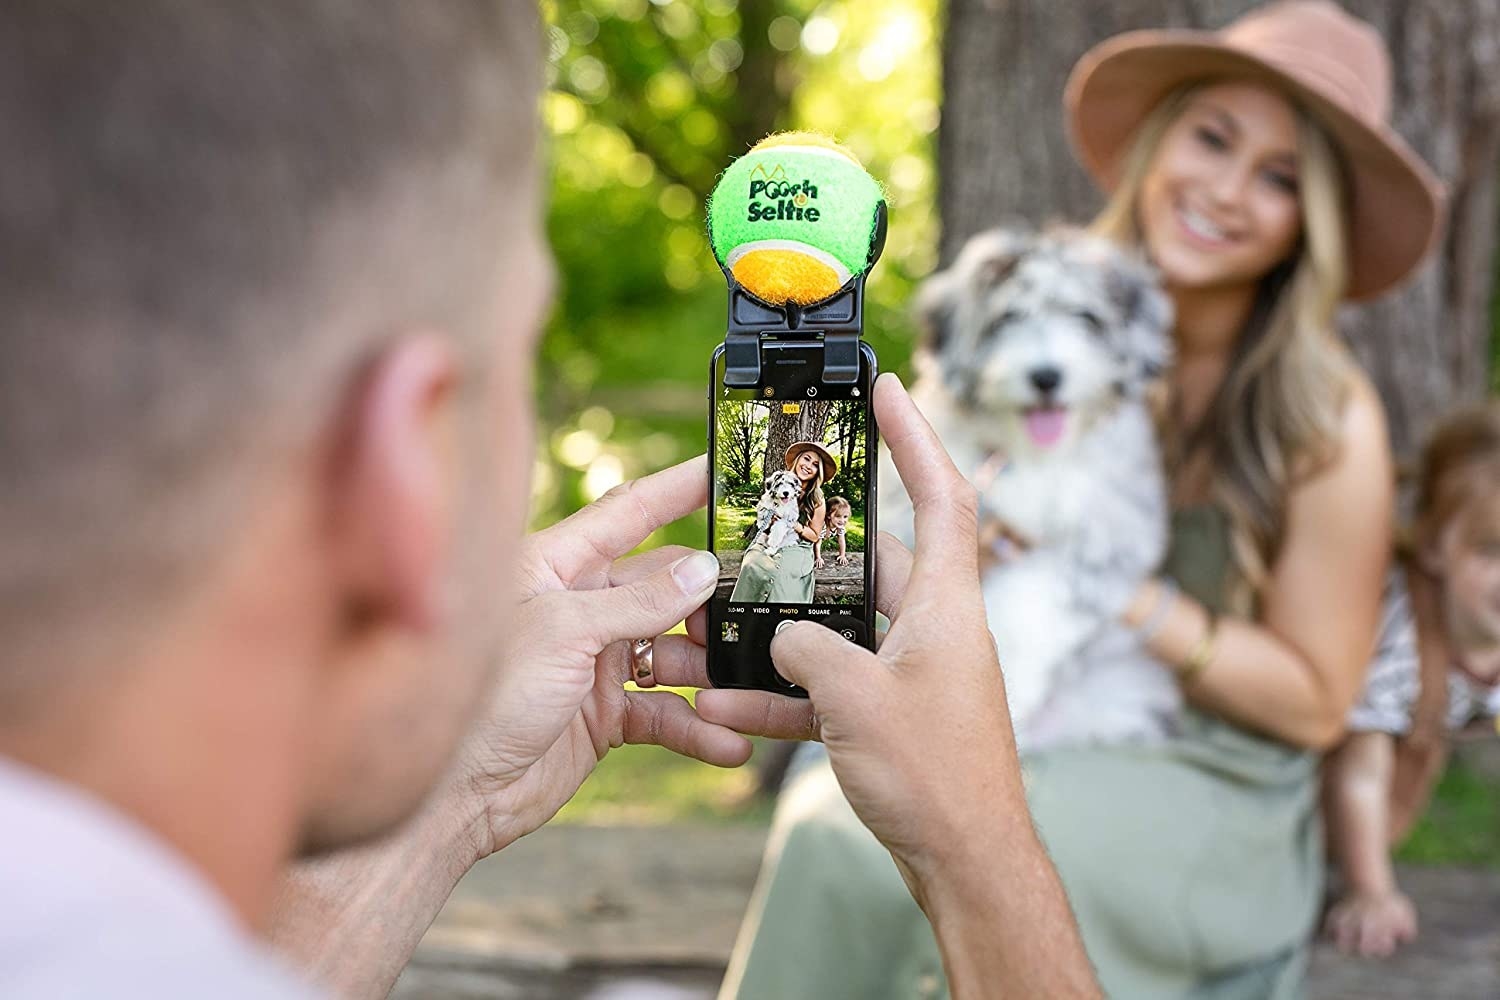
[0,2,548,857]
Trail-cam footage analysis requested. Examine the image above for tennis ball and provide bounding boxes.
[708,131,886,307]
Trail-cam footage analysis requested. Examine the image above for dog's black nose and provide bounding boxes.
[1028,366,1063,394]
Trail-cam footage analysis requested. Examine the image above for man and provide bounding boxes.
[0,4,1099,998]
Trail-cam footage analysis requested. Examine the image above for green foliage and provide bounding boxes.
[555,736,776,825]
[534,0,939,550]
[1396,755,1500,868]
[714,503,757,551]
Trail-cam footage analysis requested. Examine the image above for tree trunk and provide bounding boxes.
[940,0,1500,461]
[725,0,786,156]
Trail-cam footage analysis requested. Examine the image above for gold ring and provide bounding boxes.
[630,638,656,688]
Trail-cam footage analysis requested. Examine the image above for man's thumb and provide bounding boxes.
[769,620,873,695]
[581,550,720,643]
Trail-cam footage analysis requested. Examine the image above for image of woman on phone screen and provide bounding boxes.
[729,442,834,604]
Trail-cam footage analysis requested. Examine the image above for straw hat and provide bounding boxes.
[1065,0,1446,301]
[785,441,837,481]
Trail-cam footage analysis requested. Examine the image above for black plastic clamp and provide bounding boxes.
[719,201,886,388]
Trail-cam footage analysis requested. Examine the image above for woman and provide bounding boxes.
[720,3,1446,998]
[730,442,834,603]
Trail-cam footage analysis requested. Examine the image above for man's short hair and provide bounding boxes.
[0,1,540,704]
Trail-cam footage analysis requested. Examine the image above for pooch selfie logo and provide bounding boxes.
[747,162,822,222]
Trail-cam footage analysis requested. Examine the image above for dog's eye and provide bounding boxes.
[1074,310,1104,333]
[992,309,1022,331]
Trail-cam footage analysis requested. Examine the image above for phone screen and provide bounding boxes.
[707,340,877,694]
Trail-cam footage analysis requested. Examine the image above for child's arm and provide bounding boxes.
[1321,730,1418,957]
[837,527,848,564]
[1325,731,1398,892]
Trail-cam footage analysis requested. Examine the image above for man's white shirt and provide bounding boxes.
[0,756,320,998]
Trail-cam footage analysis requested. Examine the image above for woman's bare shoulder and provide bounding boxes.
[1289,369,1392,509]
[1337,370,1390,454]
[1291,369,1390,483]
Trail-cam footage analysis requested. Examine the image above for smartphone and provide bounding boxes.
[706,339,879,695]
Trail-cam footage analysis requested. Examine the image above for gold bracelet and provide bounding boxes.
[1179,611,1219,684]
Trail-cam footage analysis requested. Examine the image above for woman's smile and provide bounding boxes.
[1172,198,1239,251]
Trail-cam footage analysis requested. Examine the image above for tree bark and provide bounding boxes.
[940,0,1500,461]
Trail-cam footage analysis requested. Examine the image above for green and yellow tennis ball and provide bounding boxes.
[708,131,886,307]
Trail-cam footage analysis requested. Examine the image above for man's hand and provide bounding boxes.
[453,457,751,859]
[696,373,1101,999]
[696,374,1015,882]
[269,459,747,1000]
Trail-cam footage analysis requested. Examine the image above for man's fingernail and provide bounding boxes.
[672,551,720,595]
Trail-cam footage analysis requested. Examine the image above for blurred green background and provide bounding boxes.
[533,0,934,546]
[533,0,1500,868]
[536,0,930,829]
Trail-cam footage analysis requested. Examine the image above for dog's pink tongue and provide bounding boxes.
[1024,407,1068,448]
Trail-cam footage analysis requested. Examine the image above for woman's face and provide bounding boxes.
[793,451,821,483]
[1138,81,1304,293]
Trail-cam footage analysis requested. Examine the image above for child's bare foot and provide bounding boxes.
[1323,889,1418,957]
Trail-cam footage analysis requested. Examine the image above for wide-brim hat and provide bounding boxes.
[785,441,837,481]
[1064,0,1446,301]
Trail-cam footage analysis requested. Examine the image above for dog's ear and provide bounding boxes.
[914,228,1032,355]
[913,264,961,355]
[1104,252,1173,391]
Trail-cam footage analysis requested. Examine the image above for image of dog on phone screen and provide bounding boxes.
[714,397,866,606]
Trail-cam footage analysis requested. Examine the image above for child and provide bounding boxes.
[816,496,852,570]
[1322,403,1500,957]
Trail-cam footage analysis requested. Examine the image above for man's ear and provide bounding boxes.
[325,334,459,635]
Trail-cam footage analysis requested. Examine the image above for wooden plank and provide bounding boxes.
[1308,865,1500,999]
[713,547,865,604]
[400,825,1500,999]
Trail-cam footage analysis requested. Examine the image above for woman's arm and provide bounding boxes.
[1125,380,1393,749]
[795,501,826,544]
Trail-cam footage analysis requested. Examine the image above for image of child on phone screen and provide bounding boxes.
[817,496,852,570]
[1322,404,1500,958]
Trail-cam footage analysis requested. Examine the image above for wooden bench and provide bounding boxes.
[714,547,865,604]
[396,823,1500,999]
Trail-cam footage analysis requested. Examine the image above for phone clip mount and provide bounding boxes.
[720,201,887,389]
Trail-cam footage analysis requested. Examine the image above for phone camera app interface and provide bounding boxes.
[712,356,871,677]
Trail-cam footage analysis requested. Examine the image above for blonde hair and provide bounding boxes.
[1092,81,1358,608]
[785,453,826,527]
[828,495,852,515]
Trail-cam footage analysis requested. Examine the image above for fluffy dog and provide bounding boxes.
[880,226,1179,749]
[753,469,804,555]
